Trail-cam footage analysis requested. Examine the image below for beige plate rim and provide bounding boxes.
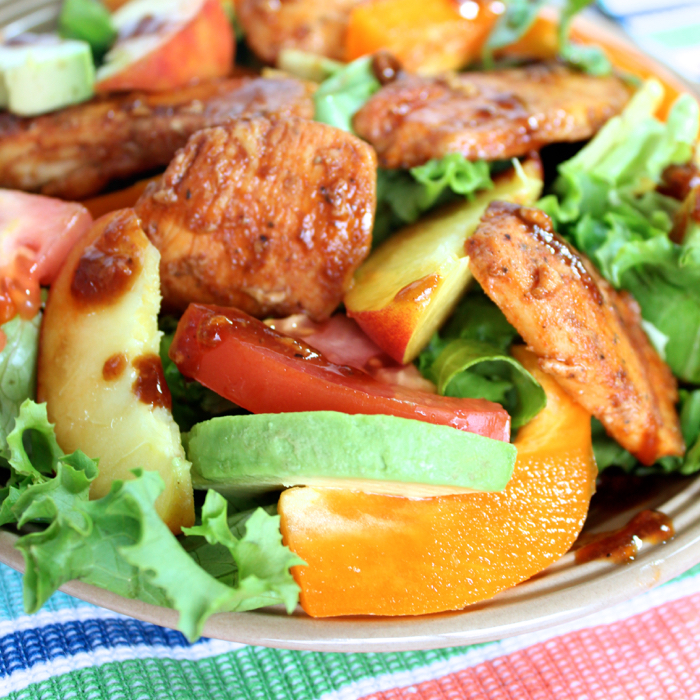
[2,471,700,652]
[1,4,700,653]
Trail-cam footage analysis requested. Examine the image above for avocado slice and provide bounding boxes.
[186,411,516,498]
[0,35,94,116]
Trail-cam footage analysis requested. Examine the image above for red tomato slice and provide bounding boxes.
[170,304,511,442]
[0,189,92,323]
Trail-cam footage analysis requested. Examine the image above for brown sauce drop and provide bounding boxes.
[70,211,142,308]
[372,51,402,85]
[575,509,674,565]
[102,353,127,381]
[395,274,439,305]
[132,354,171,410]
[658,162,700,201]
[514,204,604,306]
[670,186,700,243]
[197,313,235,348]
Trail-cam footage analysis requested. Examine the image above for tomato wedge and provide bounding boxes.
[0,189,92,324]
[170,304,511,442]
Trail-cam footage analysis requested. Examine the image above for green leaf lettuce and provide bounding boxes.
[1,400,303,641]
[540,81,700,384]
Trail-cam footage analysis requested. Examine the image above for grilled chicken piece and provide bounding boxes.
[135,116,377,320]
[466,202,683,465]
[0,76,314,200]
[237,0,366,64]
[354,63,630,169]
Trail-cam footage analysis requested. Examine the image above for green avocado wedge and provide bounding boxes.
[0,37,94,116]
[185,412,516,498]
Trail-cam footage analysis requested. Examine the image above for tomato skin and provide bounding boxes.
[0,189,92,286]
[0,190,92,323]
[170,304,511,442]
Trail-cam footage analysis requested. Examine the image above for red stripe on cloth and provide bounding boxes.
[360,593,700,700]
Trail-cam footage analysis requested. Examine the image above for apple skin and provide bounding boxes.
[345,158,544,365]
[95,0,234,93]
[37,209,194,534]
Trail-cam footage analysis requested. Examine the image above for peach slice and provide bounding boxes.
[279,347,597,617]
[95,0,234,93]
[37,209,194,534]
[345,159,543,364]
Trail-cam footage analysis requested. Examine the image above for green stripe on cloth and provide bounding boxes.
[5,565,700,700]
[4,646,493,700]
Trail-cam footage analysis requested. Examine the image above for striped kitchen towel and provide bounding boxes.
[3,562,700,699]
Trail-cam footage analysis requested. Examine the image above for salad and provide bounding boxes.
[0,0,699,641]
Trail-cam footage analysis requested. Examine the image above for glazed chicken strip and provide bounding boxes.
[354,63,630,169]
[466,201,684,465]
[135,116,377,320]
[237,0,366,64]
[0,76,314,200]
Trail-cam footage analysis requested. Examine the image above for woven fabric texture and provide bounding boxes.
[4,563,700,700]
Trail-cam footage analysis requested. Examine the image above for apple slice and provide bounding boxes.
[37,209,194,534]
[95,0,234,93]
[345,159,544,365]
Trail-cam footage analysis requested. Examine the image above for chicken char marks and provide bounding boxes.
[466,202,684,465]
[0,76,314,200]
[135,116,377,321]
[354,62,630,169]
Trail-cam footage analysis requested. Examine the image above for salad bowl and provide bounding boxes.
[1,0,699,653]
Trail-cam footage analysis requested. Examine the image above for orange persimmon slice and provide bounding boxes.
[345,0,497,74]
[279,347,596,617]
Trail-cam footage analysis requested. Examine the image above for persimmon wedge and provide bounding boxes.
[169,304,510,441]
[345,0,497,74]
[278,348,597,617]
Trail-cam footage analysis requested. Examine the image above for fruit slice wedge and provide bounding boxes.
[38,209,194,534]
[95,0,233,93]
[278,347,596,617]
[345,158,543,365]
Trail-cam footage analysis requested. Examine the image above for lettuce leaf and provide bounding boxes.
[182,503,278,587]
[313,56,380,133]
[378,157,493,224]
[557,0,610,75]
[0,313,41,454]
[183,491,303,612]
[374,157,494,246]
[160,326,242,432]
[422,338,546,428]
[592,389,700,475]
[418,292,545,428]
[311,55,496,245]
[541,81,700,383]
[1,400,303,641]
[482,0,607,74]
[58,0,116,61]
[483,0,546,64]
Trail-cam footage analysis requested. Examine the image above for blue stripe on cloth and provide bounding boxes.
[0,565,93,623]
[0,616,199,678]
